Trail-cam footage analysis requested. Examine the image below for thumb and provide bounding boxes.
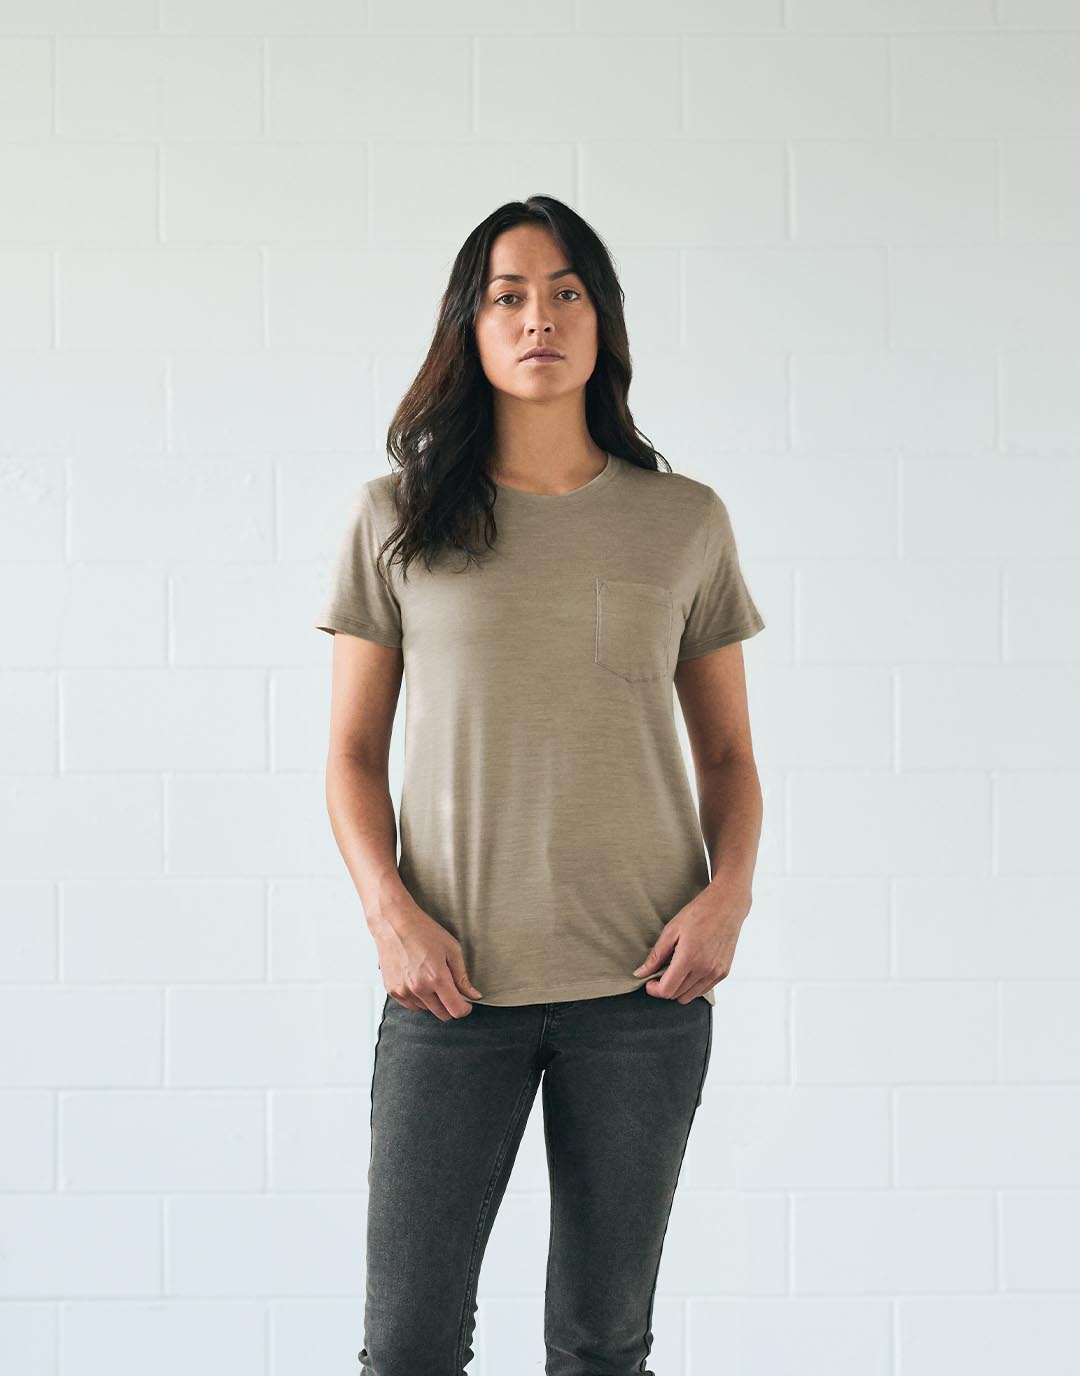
[448,949,484,999]
[634,932,674,977]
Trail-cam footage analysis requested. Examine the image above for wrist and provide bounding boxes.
[705,870,754,916]
[364,872,416,937]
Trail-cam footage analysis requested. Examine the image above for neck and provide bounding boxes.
[487,443,608,494]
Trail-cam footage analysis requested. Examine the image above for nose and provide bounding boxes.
[525,327,557,355]
[524,303,557,335]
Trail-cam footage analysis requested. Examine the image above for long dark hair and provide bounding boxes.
[377,194,670,582]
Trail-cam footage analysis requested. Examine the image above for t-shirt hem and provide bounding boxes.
[315,615,402,648]
[677,612,765,661]
[474,974,715,1006]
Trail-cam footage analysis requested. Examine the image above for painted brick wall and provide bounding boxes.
[2,2,1078,1373]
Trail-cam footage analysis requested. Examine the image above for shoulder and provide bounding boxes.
[357,471,397,504]
[353,471,400,529]
[616,458,723,523]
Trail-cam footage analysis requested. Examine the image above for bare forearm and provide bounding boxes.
[696,752,764,909]
[325,755,412,935]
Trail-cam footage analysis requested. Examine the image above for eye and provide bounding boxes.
[492,288,583,306]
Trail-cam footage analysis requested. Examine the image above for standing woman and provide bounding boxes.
[317,195,766,1376]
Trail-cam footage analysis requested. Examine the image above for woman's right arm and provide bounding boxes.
[323,632,483,1020]
[324,631,409,926]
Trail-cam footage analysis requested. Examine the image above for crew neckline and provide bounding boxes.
[492,451,620,501]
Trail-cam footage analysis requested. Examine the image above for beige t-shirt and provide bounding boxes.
[316,452,765,1007]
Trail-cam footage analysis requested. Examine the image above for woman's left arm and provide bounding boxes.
[631,642,764,1003]
[676,640,764,903]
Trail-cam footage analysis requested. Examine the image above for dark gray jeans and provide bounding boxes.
[358,983,714,1375]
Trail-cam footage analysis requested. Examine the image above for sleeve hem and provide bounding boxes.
[677,612,765,661]
[315,614,403,649]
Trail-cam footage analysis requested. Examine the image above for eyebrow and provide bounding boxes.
[483,267,579,288]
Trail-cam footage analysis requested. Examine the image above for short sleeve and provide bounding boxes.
[677,489,765,661]
[315,485,403,648]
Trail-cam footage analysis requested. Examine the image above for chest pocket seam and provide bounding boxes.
[594,578,673,683]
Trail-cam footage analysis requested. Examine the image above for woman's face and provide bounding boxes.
[473,223,598,404]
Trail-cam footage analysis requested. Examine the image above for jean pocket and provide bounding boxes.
[594,578,672,682]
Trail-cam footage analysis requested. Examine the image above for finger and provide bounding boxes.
[663,968,706,1002]
[443,965,480,1016]
[419,989,455,1020]
[448,958,484,1001]
[643,957,696,1001]
[664,977,699,1003]
[652,961,708,1003]
[439,983,477,1019]
[644,968,687,1000]
[677,975,715,1004]
[425,983,477,1020]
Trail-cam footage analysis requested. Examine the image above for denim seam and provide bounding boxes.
[454,1057,541,1370]
[635,1007,713,1372]
[542,1087,559,1350]
[368,995,389,1139]
[695,1005,713,1107]
[358,995,392,1368]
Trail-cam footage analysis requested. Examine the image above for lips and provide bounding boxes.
[521,350,564,361]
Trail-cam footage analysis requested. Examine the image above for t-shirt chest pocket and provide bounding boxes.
[594,578,673,683]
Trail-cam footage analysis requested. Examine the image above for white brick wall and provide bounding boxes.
[2,2,1078,1373]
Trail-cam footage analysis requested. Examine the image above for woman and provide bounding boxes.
[317,195,766,1376]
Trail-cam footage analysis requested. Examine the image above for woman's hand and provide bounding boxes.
[369,899,484,1021]
[632,883,752,1004]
